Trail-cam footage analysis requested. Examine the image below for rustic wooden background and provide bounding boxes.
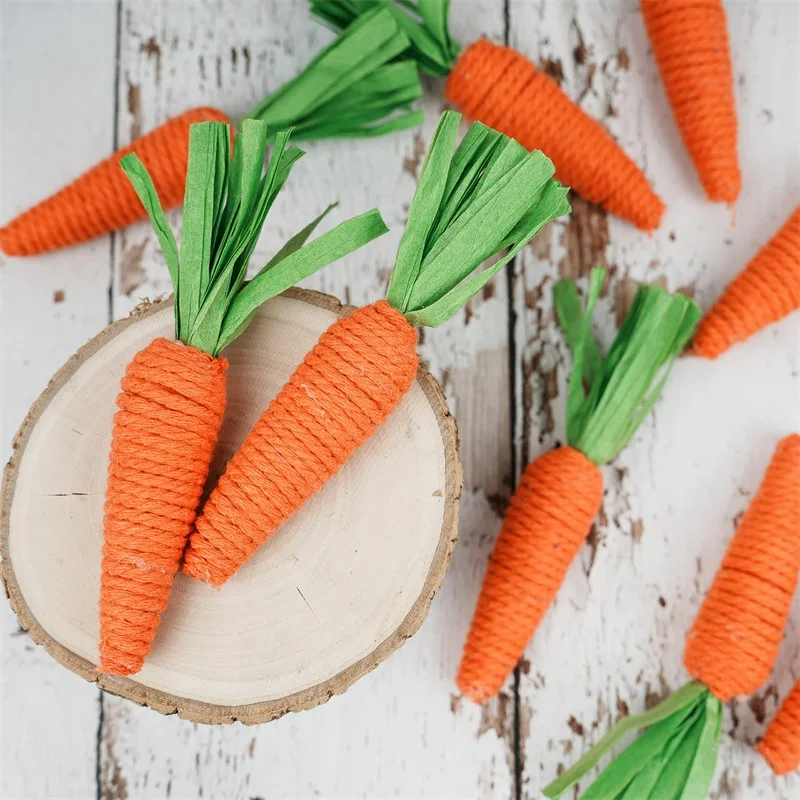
[1,1,798,797]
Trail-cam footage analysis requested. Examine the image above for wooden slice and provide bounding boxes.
[1,289,461,725]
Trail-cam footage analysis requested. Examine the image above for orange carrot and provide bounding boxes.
[543,433,800,800]
[759,680,800,775]
[684,433,800,700]
[642,0,740,203]
[311,2,665,231]
[98,119,388,675]
[0,108,228,258]
[458,269,700,703]
[692,206,800,359]
[0,8,422,258]
[183,111,571,587]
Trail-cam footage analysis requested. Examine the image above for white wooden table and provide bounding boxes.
[1,1,798,797]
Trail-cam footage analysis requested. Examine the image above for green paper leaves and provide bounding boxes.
[246,6,424,140]
[310,0,461,77]
[542,682,722,800]
[387,110,570,328]
[558,268,701,465]
[121,119,388,355]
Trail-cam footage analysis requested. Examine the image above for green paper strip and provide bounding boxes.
[553,277,604,390]
[542,682,708,799]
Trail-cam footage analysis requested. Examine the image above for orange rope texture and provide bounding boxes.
[457,446,604,703]
[642,0,740,203]
[684,434,800,701]
[758,680,800,775]
[692,206,800,358]
[445,39,665,232]
[100,338,227,676]
[183,300,419,587]
[0,107,229,257]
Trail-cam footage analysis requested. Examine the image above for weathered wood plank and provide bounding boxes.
[0,1,118,796]
[101,1,515,796]
[509,1,800,798]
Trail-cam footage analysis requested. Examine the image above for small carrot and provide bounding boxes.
[312,0,666,231]
[692,206,800,359]
[642,0,740,203]
[99,118,388,676]
[0,6,422,258]
[759,680,800,775]
[543,433,800,799]
[182,110,571,587]
[457,270,700,704]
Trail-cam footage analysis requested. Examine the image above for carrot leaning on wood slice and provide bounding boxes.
[310,0,665,231]
[543,433,800,799]
[0,6,422,257]
[642,0,740,204]
[99,118,388,676]
[181,110,571,587]
[692,205,800,359]
[456,268,700,704]
[759,680,800,776]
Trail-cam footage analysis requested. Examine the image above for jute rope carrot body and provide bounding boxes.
[100,339,226,674]
[97,118,389,674]
[183,111,571,587]
[457,447,603,702]
[692,206,800,359]
[445,39,665,232]
[759,680,800,775]
[543,433,800,799]
[0,108,228,257]
[684,433,800,700]
[183,301,418,586]
[642,0,740,203]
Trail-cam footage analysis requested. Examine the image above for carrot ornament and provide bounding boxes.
[692,206,800,359]
[0,6,421,257]
[759,680,800,776]
[457,269,700,704]
[182,110,571,587]
[99,118,388,676]
[310,0,665,231]
[543,433,800,799]
[642,0,740,203]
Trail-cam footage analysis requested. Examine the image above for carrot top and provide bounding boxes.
[543,681,723,799]
[245,6,424,140]
[121,119,388,356]
[387,110,570,327]
[311,0,460,77]
[555,270,700,465]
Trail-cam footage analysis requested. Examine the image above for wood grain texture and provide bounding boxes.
[1,0,798,797]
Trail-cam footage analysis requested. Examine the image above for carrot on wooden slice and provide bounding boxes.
[457,270,700,704]
[642,0,740,203]
[692,206,800,359]
[311,0,665,231]
[99,119,388,676]
[0,6,421,258]
[543,433,800,799]
[183,110,571,587]
[759,680,800,775]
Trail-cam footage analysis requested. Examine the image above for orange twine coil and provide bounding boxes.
[100,338,227,676]
[684,434,800,701]
[758,680,800,775]
[446,38,665,232]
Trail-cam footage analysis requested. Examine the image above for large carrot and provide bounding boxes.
[311,0,666,231]
[642,0,740,203]
[99,119,388,676]
[692,206,800,359]
[543,433,800,799]
[0,6,421,257]
[182,110,571,587]
[759,680,800,775]
[457,270,700,704]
